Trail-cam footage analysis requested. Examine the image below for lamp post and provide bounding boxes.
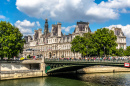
[74,49,75,59]
[33,49,34,56]
[56,45,58,58]
[86,46,88,58]
[56,50,57,58]
[59,49,60,58]
[104,46,105,57]
[59,47,61,58]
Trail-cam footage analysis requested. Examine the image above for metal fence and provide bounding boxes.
[0,60,23,63]
[45,58,130,63]
[0,70,42,74]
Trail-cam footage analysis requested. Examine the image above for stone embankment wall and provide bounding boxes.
[0,63,30,71]
[78,65,130,73]
[0,62,47,80]
[0,71,47,80]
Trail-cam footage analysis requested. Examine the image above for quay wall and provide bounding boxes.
[0,71,47,80]
[0,63,30,71]
[0,63,40,71]
[0,62,47,80]
[78,65,130,73]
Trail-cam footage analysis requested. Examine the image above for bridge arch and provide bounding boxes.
[45,61,125,73]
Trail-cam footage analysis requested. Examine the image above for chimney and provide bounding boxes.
[38,29,42,39]
[57,23,61,37]
[51,25,54,37]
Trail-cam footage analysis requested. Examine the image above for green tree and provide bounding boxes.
[71,28,118,57]
[124,46,130,56]
[119,48,124,56]
[83,32,97,57]
[94,28,117,57]
[0,21,25,59]
[71,36,86,58]
[115,48,124,56]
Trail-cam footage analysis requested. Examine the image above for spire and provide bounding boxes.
[45,18,48,23]
[44,18,49,35]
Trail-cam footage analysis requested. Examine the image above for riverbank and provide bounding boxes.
[77,65,130,73]
[0,60,47,80]
[0,70,47,80]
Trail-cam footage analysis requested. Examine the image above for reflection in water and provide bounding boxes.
[0,73,130,86]
[0,77,95,86]
[0,77,46,86]
[52,72,130,86]
[79,73,129,86]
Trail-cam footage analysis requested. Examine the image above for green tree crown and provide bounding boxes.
[0,21,25,59]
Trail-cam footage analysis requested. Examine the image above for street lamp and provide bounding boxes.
[56,45,58,58]
[104,46,105,57]
[74,49,75,59]
[33,49,34,56]
[59,47,61,58]
[86,46,88,58]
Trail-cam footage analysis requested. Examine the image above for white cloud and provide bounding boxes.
[36,21,40,27]
[121,9,130,13]
[16,0,130,22]
[121,9,127,13]
[0,15,5,19]
[99,0,130,9]
[106,24,130,38]
[7,0,10,2]
[86,6,119,22]
[14,20,35,35]
[99,0,130,14]
[62,25,76,33]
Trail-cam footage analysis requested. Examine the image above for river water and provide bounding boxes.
[1,72,130,86]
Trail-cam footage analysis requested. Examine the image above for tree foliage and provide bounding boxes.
[71,28,118,57]
[124,46,130,56]
[71,36,86,57]
[0,21,25,59]
[83,32,97,56]
[114,48,124,56]
[94,28,117,57]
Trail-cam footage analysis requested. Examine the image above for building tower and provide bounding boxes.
[44,18,49,35]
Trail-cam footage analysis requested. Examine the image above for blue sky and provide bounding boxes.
[1,0,130,46]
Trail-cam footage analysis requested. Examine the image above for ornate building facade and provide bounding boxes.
[23,19,91,58]
[23,19,126,58]
[111,27,126,49]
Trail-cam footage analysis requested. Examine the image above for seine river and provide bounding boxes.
[1,72,130,86]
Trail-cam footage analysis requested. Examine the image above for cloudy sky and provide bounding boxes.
[1,0,130,46]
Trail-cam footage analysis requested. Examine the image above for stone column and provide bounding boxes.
[40,57,47,76]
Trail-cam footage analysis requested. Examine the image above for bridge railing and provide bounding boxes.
[0,70,42,74]
[45,58,130,63]
[0,60,23,63]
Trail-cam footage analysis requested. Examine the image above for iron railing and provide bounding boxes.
[0,70,42,74]
[0,60,23,63]
[45,58,130,63]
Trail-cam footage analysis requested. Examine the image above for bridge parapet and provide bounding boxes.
[0,60,42,64]
[22,60,42,64]
[0,60,23,63]
[45,59,130,63]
